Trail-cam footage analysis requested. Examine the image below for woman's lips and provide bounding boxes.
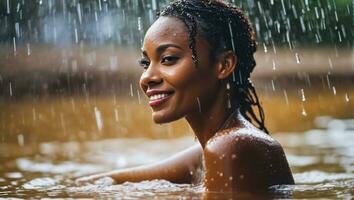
[148,93,173,107]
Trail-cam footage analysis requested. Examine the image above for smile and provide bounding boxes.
[148,93,173,107]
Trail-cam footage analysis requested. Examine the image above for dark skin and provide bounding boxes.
[76,16,294,193]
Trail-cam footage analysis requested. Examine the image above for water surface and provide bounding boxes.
[1,117,353,199]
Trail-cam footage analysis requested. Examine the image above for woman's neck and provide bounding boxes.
[185,90,241,148]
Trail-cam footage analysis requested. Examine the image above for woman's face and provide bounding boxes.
[139,17,220,123]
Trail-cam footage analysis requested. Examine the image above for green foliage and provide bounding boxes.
[0,0,352,47]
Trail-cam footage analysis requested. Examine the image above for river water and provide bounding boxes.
[0,116,353,199]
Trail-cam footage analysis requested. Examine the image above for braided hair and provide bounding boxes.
[159,0,269,134]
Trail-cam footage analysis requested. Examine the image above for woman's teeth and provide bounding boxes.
[150,93,169,101]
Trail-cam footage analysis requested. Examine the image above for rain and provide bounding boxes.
[0,0,353,198]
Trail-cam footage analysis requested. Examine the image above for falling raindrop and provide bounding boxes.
[74,28,78,44]
[26,43,31,56]
[114,108,119,122]
[137,89,141,104]
[228,22,235,52]
[328,58,333,69]
[71,98,76,112]
[332,86,337,95]
[15,22,20,38]
[300,88,306,102]
[130,83,134,97]
[271,80,275,91]
[197,97,202,113]
[152,0,157,10]
[17,134,24,147]
[263,43,267,53]
[301,105,307,116]
[6,0,10,14]
[32,108,37,122]
[77,3,82,24]
[272,59,276,70]
[94,107,103,131]
[345,93,349,102]
[9,82,13,97]
[13,37,16,55]
[295,53,300,64]
[60,112,66,133]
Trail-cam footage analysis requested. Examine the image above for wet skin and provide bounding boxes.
[140,16,294,192]
[76,16,294,193]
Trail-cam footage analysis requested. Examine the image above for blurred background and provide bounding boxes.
[0,0,353,198]
[0,0,352,142]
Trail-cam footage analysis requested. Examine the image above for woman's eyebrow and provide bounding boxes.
[156,44,182,53]
[141,49,148,57]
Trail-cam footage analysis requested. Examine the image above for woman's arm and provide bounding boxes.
[76,144,202,184]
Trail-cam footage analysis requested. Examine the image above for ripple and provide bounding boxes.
[294,171,354,184]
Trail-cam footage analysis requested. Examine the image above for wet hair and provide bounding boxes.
[159,0,269,133]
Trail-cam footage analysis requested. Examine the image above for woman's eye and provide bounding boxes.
[161,56,178,65]
[138,58,150,69]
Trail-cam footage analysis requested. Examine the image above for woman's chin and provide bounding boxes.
[152,111,179,124]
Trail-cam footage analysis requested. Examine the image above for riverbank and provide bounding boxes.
[0,45,353,98]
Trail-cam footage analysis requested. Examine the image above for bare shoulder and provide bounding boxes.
[204,127,294,192]
[206,127,278,152]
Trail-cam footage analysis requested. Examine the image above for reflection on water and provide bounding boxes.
[0,117,353,198]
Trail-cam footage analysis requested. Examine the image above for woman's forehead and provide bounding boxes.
[143,17,189,48]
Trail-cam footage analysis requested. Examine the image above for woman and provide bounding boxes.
[77,0,294,193]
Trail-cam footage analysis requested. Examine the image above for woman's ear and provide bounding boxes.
[215,51,237,80]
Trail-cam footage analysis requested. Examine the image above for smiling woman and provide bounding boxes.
[77,0,294,194]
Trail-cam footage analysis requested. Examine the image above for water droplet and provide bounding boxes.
[13,37,16,55]
[130,83,134,97]
[228,22,235,52]
[301,105,307,116]
[77,3,82,24]
[271,80,275,91]
[197,97,202,113]
[32,108,37,121]
[332,86,337,95]
[345,93,350,102]
[26,43,31,56]
[295,53,301,64]
[114,109,119,122]
[9,82,13,97]
[151,0,157,10]
[239,174,244,179]
[283,90,289,105]
[219,173,223,177]
[263,43,267,53]
[229,176,233,181]
[300,88,306,102]
[272,59,276,70]
[94,107,103,131]
[17,134,24,146]
[6,0,10,14]
[231,154,237,160]
[224,183,228,187]
[74,28,78,43]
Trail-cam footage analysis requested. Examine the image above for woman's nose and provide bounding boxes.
[139,66,163,89]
